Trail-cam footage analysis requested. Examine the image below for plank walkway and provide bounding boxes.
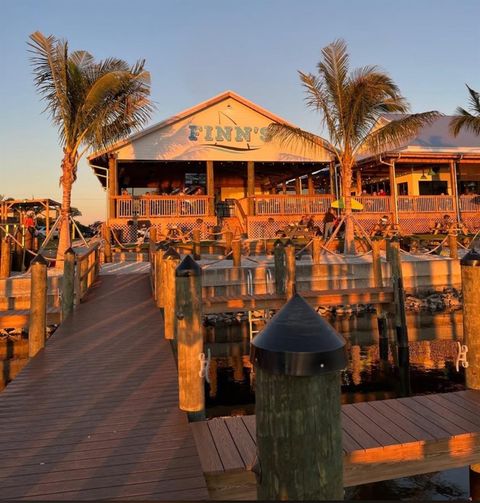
[191,390,480,500]
[0,272,208,500]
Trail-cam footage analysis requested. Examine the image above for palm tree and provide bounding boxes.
[28,31,153,263]
[450,85,480,136]
[267,39,441,254]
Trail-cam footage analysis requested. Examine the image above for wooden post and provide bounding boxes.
[448,231,458,259]
[29,254,48,358]
[62,247,75,321]
[175,255,205,421]
[155,245,166,308]
[356,170,362,195]
[295,177,302,195]
[24,227,34,270]
[281,182,287,195]
[225,230,233,256]
[108,154,117,220]
[251,294,346,500]
[285,243,296,299]
[274,240,286,295]
[461,250,480,389]
[149,226,157,258]
[307,175,315,196]
[390,239,410,396]
[163,248,181,340]
[450,160,460,223]
[13,227,23,271]
[312,237,322,264]
[372,239,389,361]
[0,237,11,279]
[247,161,255,216]
[103,224,112,264]
[389,160,399,225]
[46,201,50,237]
[192,228,201,260]
[206,160,215,216]
[232,239,242,267]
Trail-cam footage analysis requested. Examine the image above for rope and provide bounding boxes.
[111,228,146,250]
[201,250,233,269]
[0,225,57,262]
[295,238,314,259]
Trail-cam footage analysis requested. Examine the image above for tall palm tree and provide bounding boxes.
[268,39,441,254]
[450,85,480,136]
[29,31,153,263]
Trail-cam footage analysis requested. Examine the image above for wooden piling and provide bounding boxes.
[285,243,296,299]
[0,237,11,279]
[175,255,205,421]
[372,239,389,361]
[163,247,181,340]
[62,248,76,320]
[149,226,157,258]
[448,231,458,260]
[274,240,286,295]
[155,246,165,308]
[13,227,23,271]
[29,254,48,358]
[251,294,346,500]
[24,228,34,270]
[232,240,242,267]
[225,230,233,256]
[461,250,480,390]
[103,224,112,264]
[312,237,322,264]
[192,228,201,260]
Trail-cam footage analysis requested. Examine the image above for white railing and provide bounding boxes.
[355,196,391,213]
[252,195,334,215]
[397,196,454,213]
[459,195,480,212]
[115,196,211,217]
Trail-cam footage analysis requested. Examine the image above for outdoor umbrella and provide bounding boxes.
[331,197,364,210]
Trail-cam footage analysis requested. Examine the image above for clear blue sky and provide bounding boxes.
[1,0,479,223]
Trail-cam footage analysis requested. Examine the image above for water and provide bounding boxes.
[203,310,470,500]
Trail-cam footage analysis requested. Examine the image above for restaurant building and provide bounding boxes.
[88,92,480,240]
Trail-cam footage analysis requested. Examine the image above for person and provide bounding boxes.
[371,215,392,237]
[24,210,36,233]
[323,208,336,238]
[432,214,453,235]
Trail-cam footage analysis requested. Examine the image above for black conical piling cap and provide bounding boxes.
[31,254,48,266]
[176,254,201,277]
[64,247,75,256]
[163,247,181,260]
[250,294,347,376]
[156,240,170,252]
[461,248,480,267]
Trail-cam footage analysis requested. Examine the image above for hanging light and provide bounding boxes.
[420,169,427,180]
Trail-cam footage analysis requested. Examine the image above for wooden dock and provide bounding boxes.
[191,390,480,500]
[0,272,208,500]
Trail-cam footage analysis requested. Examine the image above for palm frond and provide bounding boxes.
[361,111,442,155]
[265,122,336,158]
[450,85,480,136]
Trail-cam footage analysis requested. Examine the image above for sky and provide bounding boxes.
[1,0,479,224]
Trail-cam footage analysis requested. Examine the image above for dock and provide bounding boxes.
[0,271,208,500]
[191,390,480,500]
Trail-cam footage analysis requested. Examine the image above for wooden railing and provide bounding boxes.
[355,196,391,213]
[397,195,454,213]
[75,242,100,302]
[252,195,334,215]
[459,195,480,212]
[114,196,212,218]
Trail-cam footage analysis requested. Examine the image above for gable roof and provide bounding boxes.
[88,90,330,162]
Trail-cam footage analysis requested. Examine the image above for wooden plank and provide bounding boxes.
[341,410,380,450]
[0,307,61,329]
[343,404,398,446]
[341,429,363,453]
[190,421,224,473]
[224,417,257,468]
[352,401,418,444]
[208,418,245,471]
[241,415,256,441]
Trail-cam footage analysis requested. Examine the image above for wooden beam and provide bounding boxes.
[108,154,117,221]
[295,177,302,195]
[206,161,215,216]
[450,160,460,222]
[356,170,362,195]
[307,174,315,195]
[389,160,399,224]
[247,161,255,215]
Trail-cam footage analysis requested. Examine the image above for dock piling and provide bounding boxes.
[232,239,242,267]
[154,242,169,308]
[372,239,389,361]
[251,294,346,500]
[225,230,233,257]
[175,254,205,421]
[103,224,112,264]
[149,226,157,258]
[62,247,75,320]
[285,243,296,299]
[192,228,201,260]
[274,240,286,295]
[449,231,458,260]
[0,236,11,279]
[163,247,181,340]
[312,236,322,264]
[29,254,48,357]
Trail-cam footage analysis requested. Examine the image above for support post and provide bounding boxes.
[372,239,389,361]
[108,154,118,221]
[13,227,23,271]
[24,227,34,270]
[0,237,11,279]
[149,226,157,259]
[103,224,112,264]
[461,250,480,389]
[176,255,205,421]
[285,243,296,300]
[450,160,460,223]
[307,175,315,196]
[155,244,167,308]
[295,177,302,195]
[163,248,181,340]
[206,160,215,216]
[225,230,233,256]
[448,230,458,259]
[389,160,399,225]
[251,294,346,500]
[312,237,322,264]
[29,254,48,357]
[192,228,201,260]
[247,161,255,216]
[46,201,50,237]
[356,169,362,196]
[62,247,75,321]
[274,240,286,295]
[390,239,410,396]
[232,239,242,267]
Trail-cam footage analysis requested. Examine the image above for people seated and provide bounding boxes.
[370,215,399,238]
[432,214,454,235]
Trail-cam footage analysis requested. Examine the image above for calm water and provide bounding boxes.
[203,311,470,500]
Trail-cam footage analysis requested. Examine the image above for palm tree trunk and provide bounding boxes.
[55,154,74,267]
[342,164,355,255]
